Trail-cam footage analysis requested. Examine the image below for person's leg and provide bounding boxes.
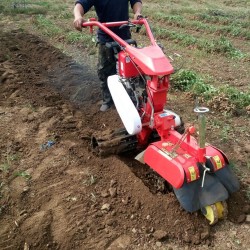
[97,44,116,111]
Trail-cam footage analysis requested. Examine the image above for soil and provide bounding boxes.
[0,28,249,250]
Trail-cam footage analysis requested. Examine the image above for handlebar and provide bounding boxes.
[82,18,144,28]
[81,18,157,47]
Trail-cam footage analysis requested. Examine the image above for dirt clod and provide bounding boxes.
[237,214,246,223]
[243,205,250,214]
[109,187,117,198]
[153,230,168,241]
[246,215,250,224]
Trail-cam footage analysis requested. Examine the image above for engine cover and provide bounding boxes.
[118,51,139,78]
[108,75,142,135]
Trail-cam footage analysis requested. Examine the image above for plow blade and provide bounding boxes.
[172,165,239,213]
[213,166,240,194]
[173,173,229,213]
[91,129,138,157]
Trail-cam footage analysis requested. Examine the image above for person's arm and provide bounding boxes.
[132,1,142,20]
[73,3,85,31]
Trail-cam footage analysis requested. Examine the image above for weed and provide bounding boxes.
[0,153,19,173]
[90,193,97,203]
[83,174,97,186]
[58,12,72,20]
[218,85,250,108]
[208,119,223,129]
[171,70,197,91]
[207,9,230,18]
[154,12,184,24]
[0,1,49,15]
[196,10,249,28]
[66,32,92,45]
[155,12,250,40]
[32,15,61,37]
[192,81,216,97]
[199,37,244,58]
[220,125,230,142]
[171,69,249,110]
[14,171,31,180]
[25,103,37,112]
[0,163,10,172]
[153,27,244,58]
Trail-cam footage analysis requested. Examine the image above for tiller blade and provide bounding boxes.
[91,128,138,157]
[140,138,240,222]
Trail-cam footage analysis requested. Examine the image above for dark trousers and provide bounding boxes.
[97,44,116,105]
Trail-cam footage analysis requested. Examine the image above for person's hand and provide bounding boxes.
[73,17,85,31]
[134,13,143,20]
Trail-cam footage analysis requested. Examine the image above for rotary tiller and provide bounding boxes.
[82,18,239,225]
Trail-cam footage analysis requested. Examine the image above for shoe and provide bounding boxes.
[100,103,111,112]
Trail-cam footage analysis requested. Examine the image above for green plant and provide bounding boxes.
[0,1,49,15]
[153,27,244,58]
[25,103,37,112]
[0,153,19,173]
[58,11,72,20]
[171,69,249,110]
[171,70,199,91]
[0,163,10,172]
[32,15,61,37]
[208,119,223,129]
[14,171,31,180]
[153,12,250,40]
[220,125,231,142]
[196,9,249,28]
[66,32,92,44]
[218,85,250,108]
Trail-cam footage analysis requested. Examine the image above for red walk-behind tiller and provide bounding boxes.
[82,18,239,225]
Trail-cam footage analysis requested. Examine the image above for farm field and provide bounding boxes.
[0,0,249,249]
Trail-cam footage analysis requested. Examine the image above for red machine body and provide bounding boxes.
[118,51,139,78]
[82,18,239,214]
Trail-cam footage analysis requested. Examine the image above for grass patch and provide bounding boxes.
[0,163,10,173]
[66,31,92,44]
[217,85,250,109]
[152,12,250,40]
[196,10,249,28]
[31,14,94,47]
[220,125,231,142]
[14,170,31,180]
[31,14,62,37]
[0,153,20,173]
[171,69,250,110]
[153,27,244,58]
[171,69,215,93]
[201,37,244,58]
[0,1,49,15]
